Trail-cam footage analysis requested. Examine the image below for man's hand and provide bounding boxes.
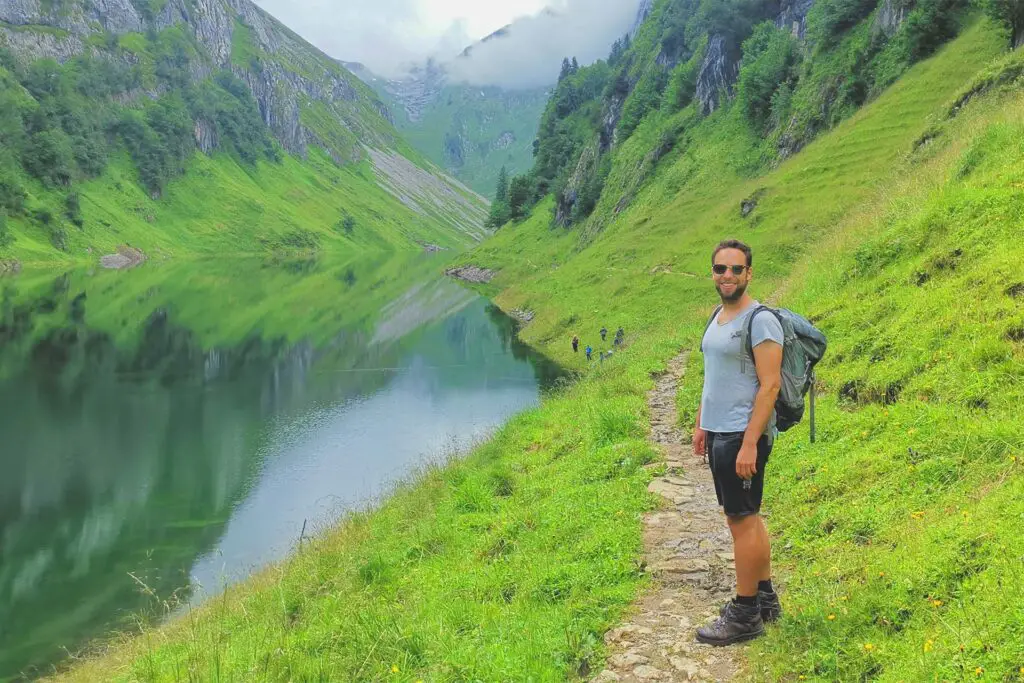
[693,427,707,458]
[736,441,758,480]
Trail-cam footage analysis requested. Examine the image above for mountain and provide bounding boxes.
[347,57,549,198]
[346,3,644,198]
[0,0,488,264]
[491,0,980,232]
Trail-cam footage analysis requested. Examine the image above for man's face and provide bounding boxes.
[712,248,752,303]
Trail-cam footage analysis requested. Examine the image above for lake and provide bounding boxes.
[0,254,558,681]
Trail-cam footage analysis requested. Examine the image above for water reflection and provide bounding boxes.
[0,256,557,681]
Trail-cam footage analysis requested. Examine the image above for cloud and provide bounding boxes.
[443,0,643,90]
[254,0,642,89]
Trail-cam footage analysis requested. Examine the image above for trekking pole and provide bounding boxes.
[809,373,817,444]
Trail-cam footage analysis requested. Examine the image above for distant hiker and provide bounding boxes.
[572,335,580,353]
[693,239,784,647]
[614,327,624,346]
[586,345,593,360]
[600,326,608,341]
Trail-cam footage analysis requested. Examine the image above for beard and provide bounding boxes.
[716,280,748,303]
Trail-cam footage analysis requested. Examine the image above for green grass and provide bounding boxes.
[48,18,1024,683]
[1,146,478,266]
[385,84,550,196]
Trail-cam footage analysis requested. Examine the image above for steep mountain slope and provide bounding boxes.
[345,57,549,198]
[492,0,979,232]
[0,0,487,264]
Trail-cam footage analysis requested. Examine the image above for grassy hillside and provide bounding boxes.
[0,4,487,265]
[47,19,1024,682]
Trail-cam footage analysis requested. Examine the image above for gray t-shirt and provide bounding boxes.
[700,302,784,434]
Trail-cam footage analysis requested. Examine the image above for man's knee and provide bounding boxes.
[726,513,760,532]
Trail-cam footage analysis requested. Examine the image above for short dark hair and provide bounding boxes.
[712,239,753,267]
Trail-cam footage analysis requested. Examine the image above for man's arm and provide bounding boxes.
[736,340,782,479]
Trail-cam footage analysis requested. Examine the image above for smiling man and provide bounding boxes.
[692,239,784,646]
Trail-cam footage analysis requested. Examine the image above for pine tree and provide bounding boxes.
[494,166,509,204]
[558,57,572,82]
[571,57,579,73]
[487,166,511,228]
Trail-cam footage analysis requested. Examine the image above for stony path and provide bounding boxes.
[592,353,745,682]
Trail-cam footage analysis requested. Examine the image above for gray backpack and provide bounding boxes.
[702,305,827,441]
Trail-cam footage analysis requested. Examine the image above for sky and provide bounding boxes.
[254,0,642,89]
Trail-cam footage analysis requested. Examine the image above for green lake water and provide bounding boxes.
[0,254,559,681]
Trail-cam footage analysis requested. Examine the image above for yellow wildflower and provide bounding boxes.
[911,511,925,520]
[879,572,886,578]
[924,639,934,653]
[861,431,869,438]
[828,614,836,621]
[864,643,876,652]
[933,600,943,607]
[976,667,984,676]
[840,595,849,601]
[392,665,400,673]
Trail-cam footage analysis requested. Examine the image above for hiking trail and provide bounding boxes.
[592,352,746,682]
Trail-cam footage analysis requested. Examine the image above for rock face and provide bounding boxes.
[630,0,655,38]
[555,142,599,227]
[775,0,817,38]
[695,35,740,116]
[872,0,912,37]
[0,0,391,160]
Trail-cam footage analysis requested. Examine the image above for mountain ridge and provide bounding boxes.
[0,0,488,261]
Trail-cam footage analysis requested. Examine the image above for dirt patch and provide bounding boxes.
[593,353,745,683]
[100,246,147,270]
[0,260,21,276]
[445,265,495,284]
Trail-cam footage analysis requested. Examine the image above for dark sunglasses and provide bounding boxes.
[713,264,748,276]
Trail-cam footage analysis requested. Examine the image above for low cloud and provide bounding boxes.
[444,0,643,90]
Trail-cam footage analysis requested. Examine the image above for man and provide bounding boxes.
[693,239,784,646]
[586,345,593,361]
[601,326,608,341]
[572,335,580,353]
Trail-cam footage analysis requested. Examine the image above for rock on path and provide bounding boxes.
[593,352,745,683]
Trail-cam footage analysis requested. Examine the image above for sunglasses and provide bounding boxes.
[713,264,748,276]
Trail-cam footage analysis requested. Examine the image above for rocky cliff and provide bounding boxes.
[0,0,488,240]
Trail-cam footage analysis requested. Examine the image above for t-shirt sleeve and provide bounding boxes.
[751,311,784,348]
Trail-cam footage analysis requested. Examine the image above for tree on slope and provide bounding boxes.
[982,0,1024,47]
[487,166,511,228]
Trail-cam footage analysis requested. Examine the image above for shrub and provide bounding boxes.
[807,0,880,47]
[65,192,83,228]
[0,211,11,248]
[23,129,75,187]
[736,23,802,131]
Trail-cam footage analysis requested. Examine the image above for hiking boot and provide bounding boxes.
[697,600,765,646]
[720,590,782,623]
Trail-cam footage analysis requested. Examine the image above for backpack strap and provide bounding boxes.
[700,305,723,353]
[744,305,773,362]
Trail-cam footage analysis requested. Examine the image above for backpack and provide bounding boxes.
[702,305,827,440]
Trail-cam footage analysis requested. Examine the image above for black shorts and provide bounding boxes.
[708,431,773,517]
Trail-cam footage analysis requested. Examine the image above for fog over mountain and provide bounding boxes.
[255,0,642,90]
[446,0,643,89]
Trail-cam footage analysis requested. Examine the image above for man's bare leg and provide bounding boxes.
[726,514,770,596]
